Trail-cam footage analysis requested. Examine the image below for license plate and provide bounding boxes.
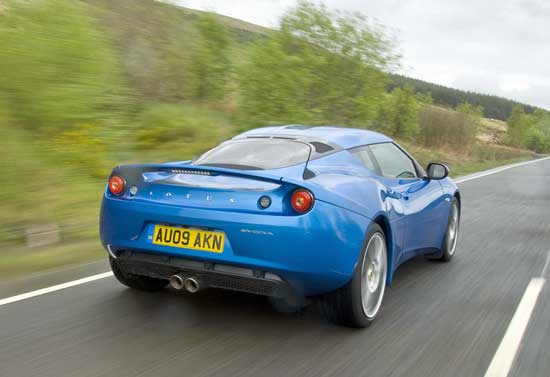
[150,225,225,253]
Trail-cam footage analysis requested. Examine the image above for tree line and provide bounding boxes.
[390,75,541,121]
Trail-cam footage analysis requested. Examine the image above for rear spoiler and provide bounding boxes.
[110,162,372,220]
[112,163,287,185]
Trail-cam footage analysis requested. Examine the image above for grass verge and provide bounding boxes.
[0,240,104,280]
[450,157,533,177]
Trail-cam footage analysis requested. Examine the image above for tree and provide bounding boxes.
[239,1,399,127]
[506,106,533,147]
[526,115,550,153]
[455,102,482,147]
[416,92,433,106]
[377,85,419,138]
[525,128,547,153]
[0,0,119,132]
[191,13,231,101]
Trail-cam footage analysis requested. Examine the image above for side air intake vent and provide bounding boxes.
[303,168,316,180]
[310,142,334,153]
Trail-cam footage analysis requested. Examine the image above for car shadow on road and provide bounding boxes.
[108,255,443,331]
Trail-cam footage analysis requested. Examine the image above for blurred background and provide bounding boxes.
[1,0,548,279]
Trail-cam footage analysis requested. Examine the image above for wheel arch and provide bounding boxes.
[454,190,461,210]
[372,214,395,285]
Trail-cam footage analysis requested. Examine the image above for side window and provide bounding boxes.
[351,148,378,173]
[369,143,417,179]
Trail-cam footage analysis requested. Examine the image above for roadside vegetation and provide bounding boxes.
[504,106,550,153]
[0,0,541,278]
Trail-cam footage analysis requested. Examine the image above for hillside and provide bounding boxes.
[389,74,541,121]
[90,0,536,121]
[157,1,540,121]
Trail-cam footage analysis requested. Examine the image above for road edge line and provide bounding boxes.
[483,278,546,377]
[455,156,550,184]
[0,272,114,307]
[540,249,550,278]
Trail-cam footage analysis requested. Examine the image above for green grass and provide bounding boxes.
[0,240,104,279]
[398,139,534,177]
[449,156,532,177]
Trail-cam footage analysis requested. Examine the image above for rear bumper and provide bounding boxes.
[100,195,371,296]
[115,250,290,297]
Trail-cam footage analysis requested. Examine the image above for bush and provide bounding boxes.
[135,104,207,149]
[51,124,110,179]
[471,144,528,162]
[455,103,482,147]
[377,85,418,139]
[504,107,550,152]
[525,128,547,153]
[418,104,480,151]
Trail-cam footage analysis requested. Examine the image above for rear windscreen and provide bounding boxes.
[193,139,311,170]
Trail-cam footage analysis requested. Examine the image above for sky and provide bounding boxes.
[174,0,549,109]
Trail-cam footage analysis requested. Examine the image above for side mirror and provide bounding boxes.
[426,162,449,180]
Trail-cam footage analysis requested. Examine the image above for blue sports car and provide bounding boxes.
[100,125,460,327]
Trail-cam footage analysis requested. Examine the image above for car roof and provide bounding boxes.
[235,125,392,149]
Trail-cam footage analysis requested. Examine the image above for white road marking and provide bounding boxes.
[1,156,549,308]
[541,249,550,278]
[455,156,550,184]
[0,272,113,307]
[457,159,550,376]
[483,278,546,377]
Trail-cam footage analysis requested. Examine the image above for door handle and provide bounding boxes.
[384,189,399,199]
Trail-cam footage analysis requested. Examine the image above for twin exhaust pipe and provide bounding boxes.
[169,274,203,293]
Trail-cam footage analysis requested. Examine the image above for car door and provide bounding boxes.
[367,142,446,259]
[349,146,408,259]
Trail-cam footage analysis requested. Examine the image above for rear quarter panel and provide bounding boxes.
[305,151,408,283]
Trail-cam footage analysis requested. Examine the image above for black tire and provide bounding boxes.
[319,223,387,328]
[437,197,460,262]
[109,257,168,292]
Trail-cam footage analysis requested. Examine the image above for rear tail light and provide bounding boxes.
[291,189,314,213]
[108,176,126,195]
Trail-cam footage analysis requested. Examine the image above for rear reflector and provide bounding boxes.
[291,189,314,213]
[108,176,126,195]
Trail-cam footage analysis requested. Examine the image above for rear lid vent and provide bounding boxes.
[284,125,314,130]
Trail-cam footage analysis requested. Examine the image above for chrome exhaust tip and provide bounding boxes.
[184,277,201,293]
[169,274,185,290]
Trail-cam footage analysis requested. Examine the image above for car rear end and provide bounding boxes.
[100,139,370,297]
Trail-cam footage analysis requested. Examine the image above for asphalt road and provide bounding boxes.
[1,158,550,377]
